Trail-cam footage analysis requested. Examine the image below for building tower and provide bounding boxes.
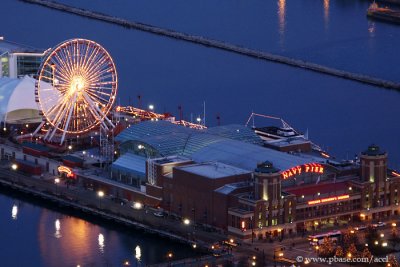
[360,144,388,208]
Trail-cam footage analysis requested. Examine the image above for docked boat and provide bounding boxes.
[367,1,400,24]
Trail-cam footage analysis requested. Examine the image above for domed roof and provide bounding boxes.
[0,76,41,123]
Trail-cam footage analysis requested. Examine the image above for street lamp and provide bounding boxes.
[167,252,173,266]
[183,218,190,225]
[11,163,18,171]
[148,104,154,111]
[98,190,104,209]
[55,178,60,195]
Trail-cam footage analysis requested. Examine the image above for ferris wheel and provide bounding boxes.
[34,38,118,144]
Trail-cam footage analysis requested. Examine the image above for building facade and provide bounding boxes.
[0,37,44,78]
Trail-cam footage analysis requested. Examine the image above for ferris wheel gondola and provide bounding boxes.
[34,38,118,144]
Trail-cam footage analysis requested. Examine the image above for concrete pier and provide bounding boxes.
[21,0,400,91]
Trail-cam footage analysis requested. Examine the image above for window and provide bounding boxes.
[1,56,9,77]
[17,56,42,77]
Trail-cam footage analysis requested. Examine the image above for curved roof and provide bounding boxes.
[0,76,41,123]
[116,121,327,172]
[191,139,317,172]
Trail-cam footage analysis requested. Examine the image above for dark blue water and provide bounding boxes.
[1,0,400,264]
[0,189,197,267]
[3,0,400,167]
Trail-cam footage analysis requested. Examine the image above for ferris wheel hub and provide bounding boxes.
[70,76,86,94]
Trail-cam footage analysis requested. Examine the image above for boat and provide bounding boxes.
[367,1,400,24]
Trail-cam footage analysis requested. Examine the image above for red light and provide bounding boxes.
[308,195,349,205]
[58,166,75,178]
[282,163,324,180]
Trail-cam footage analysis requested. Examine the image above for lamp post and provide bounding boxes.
[55,178,60,195]
[167,252,173,267]
[98,190,104,209]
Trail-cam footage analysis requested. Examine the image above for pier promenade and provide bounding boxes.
[21,0,400,91]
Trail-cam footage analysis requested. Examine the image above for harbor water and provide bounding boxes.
[1,0,400,265]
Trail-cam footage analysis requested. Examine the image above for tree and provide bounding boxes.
[335,246,344,258]
[361,247,372,260]
[364,225,379,246]
[388,255,400,267]
[346,243,358,259]
[343,230,358,249]
[319,237,335,257]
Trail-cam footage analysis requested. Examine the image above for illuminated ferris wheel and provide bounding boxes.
[35,38,118,144]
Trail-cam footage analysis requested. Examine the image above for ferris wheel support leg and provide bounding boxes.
[60,95,77,145]
[32,121,45,137]
[44,126,53,140]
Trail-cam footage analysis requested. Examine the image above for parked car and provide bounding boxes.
[354,225,367,231]
[372,222,386,228]
[153,211,164,217]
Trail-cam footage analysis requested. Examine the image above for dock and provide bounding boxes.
[367,6,400,24]
[20,0,400,91]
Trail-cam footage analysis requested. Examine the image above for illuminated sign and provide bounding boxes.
[58,166,75,178]
[392,171,400,177]
[308,195,349,205]
[282,163,324,180]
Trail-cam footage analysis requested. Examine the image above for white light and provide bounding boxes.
[98,233,105,252]
[82,151,86,155]
[68,145,72,150]
[183,218,190,225]
[148,104,154,110]
[3,127,6,131]
[55,178,60,184]
[382,242,388,247]
[133,202,143,210]
[55,219,61,238]
[135,245,141,261]
[98,191,105,198]
[196,117,201,122]
[11,164,17,171]
[12,204,18,220]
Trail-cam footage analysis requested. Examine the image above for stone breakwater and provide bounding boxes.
[21,0,400,91]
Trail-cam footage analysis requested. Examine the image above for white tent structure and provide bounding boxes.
[0,76,41,125]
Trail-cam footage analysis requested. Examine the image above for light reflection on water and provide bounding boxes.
[98,233,105,253]
[0,192,199,267]
[277,0,286,48]
[135,245,141,261]
[54,219,62,238]
[11,204,18,220]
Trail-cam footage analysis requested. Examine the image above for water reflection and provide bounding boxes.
[11,204,18,220]
[98,233,105,253]
[54,219,61,238]
[277,0,286,48]
[324,0,330,27]
[135,245,141,261]
[368,21,376,37]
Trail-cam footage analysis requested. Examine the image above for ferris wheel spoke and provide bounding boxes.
[82,45,101,75]
[53,52,74,79]
[85,54,110,79]
[82,92,113,128]
[85,90,111,106]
